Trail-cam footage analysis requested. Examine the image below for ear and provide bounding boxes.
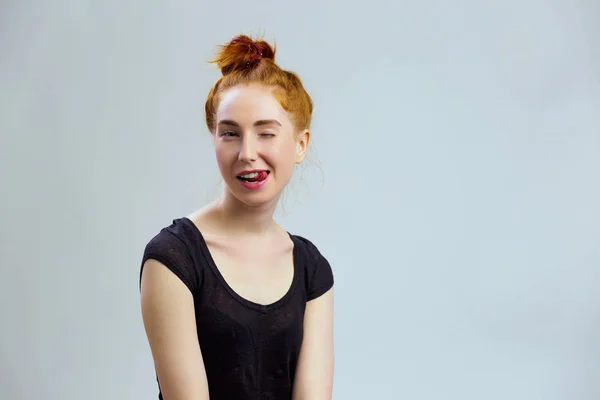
[295,130,310,164]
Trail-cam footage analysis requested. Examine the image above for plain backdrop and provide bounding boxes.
[1,0,599,399]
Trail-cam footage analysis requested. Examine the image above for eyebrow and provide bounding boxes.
[218,119,282,128]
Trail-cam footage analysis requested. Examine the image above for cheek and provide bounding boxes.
[269,142,297,172]
[214,145,234,170]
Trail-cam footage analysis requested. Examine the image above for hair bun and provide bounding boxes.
[212,35,276,75]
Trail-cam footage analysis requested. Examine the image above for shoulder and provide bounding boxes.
[140,217,204,294]
[144,218,198,253]
[290,234,334,301]
[291,234,326,261]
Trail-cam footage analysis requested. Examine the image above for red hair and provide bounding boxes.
[204,35,313,134]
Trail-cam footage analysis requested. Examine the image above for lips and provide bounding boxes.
[236,170,270,182]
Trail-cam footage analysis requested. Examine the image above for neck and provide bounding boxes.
[213,189,281,236]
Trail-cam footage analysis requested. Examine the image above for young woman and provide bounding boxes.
[139,34,335,400]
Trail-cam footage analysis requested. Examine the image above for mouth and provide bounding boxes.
[236,170,270,183]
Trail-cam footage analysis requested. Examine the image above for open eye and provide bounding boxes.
[219,131,238,137]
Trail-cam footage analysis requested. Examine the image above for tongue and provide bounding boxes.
[246,171,268,182]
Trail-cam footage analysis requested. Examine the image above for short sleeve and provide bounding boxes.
[140,227,201,295]
[299,237,334,301]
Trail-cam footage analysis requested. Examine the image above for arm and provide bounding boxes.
[140,259,210,400]
[292,287,335,400]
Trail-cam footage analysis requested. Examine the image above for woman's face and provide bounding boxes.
[213,83,309,207]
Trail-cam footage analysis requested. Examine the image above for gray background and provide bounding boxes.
[1,0,599,399]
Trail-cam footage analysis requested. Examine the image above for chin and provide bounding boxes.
[234,192,280,208]
[226,184,281,208]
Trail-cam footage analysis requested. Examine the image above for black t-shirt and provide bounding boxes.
[140,217,334,400]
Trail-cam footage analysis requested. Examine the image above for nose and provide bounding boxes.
[238,136,258,163]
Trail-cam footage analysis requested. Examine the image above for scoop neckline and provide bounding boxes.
[180,217,301,313]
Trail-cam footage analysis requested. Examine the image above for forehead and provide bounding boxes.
[216,84,288,123]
